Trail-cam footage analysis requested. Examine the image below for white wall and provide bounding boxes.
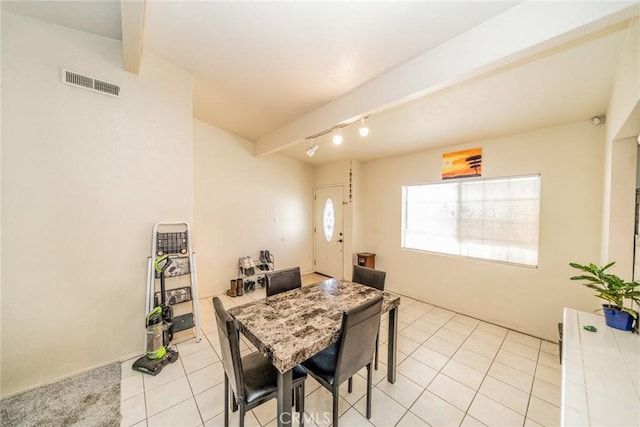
[1,13,194,397]
[602,19,640,278]
[361,122,605,341]
[193,119,314,297]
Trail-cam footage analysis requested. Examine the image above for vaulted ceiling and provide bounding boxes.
[3,1,638,164]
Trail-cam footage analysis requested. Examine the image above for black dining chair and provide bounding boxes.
[213,297,307,427]
[301,295,383,427]
[265,266,302,297]
[352,265,386,370]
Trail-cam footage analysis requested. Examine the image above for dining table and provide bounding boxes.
[228,277,401,427]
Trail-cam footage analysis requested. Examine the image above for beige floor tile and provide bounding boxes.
[143,358,186,391]
[531,377,561,407]
[304,375,323,396]
[424,335,460,357]
[427,373,475,411]
[337,407,375,427]
[410,390,465,427]
[540,341,559,356]
[534,363,561,387]
[121,357,144,380]
[176,337,214,358]
[396,411,431,427]
[378,343,408,365]
[501,340,539,361]
[524,417,545,427]
[469,329,506,346]
[468,394,524,427]
[187,360,225,395]
[460,414,488,426]
[478,376,529,415]
[461,337,501,359]
[396,336,421,355]
[410,318,442,335]
[147,397,202,427]
[537,350,561,369]
[430,307,456,320]
[487,361,534,393]
[181,347,219,374]
[204,408,262,427]
[526,396,560,427]
[495,348,537,375]
[441,359,486,390]
[506,330,541,349]
[420,313,449,328]
[410,345,450,371]
[433,327,468,346]
[356,361,388,386]
[397,356,438,387]
[400,325,433,344]
[121,374,144,401]
[450,314,481,328]
[452,347,493,374]
[442,320,475,337]
[248,398,278,426]
[304,386,349,427]
[354,387,406,427]
[476,322,508,338]
[145,376,193,417]
[376,372,424,408]
[338,372,367,405]
[194,382,226,423]
[402,304,431,318]
[120,393,147,427]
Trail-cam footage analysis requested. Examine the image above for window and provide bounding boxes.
[323,198,335,242]
[402,174,541,267]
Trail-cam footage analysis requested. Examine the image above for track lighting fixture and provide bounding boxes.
[359,117,369,137]
[303,114,372,156]
[306,142,319,157]
[332,128,343,145]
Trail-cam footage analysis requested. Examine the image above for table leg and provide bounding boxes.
[277,369,293,427]
[387,306,398,383]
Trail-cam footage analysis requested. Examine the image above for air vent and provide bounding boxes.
[61,68,120,97]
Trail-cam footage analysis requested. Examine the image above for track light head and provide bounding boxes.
[306,143,319,157]
[332,129,343,145]
[359,118,369,137]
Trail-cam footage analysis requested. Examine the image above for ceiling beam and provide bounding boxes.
[255,1,639,157]
[120,0,146,74]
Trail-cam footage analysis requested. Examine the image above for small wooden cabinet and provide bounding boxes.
[356,252,376,269]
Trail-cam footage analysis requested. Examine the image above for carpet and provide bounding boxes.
[1,362,121,427]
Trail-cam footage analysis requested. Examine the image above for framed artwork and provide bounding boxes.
[442,147,482,179]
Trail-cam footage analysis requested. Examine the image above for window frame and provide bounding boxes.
[401,173,542,268]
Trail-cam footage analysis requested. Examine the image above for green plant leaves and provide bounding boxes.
[568,261,640,310]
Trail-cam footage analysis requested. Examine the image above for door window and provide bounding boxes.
[323,199,335,242]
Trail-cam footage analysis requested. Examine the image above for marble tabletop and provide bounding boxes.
[228,278,401,373]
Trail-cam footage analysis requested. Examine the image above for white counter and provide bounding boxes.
[561,308,640,426]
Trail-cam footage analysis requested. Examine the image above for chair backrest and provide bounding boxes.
[335,295,383,384]
[352,265,386,291]
[265,266,302,297]
[213,297,245,402]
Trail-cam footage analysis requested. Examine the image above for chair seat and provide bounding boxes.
[301,343,338,387]
[243,351,307,405]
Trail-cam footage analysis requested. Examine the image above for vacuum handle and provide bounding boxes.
[154,255,173,274]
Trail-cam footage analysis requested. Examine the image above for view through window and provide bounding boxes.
[402,174,541,267]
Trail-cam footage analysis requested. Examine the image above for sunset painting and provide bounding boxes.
[442,147,482,179]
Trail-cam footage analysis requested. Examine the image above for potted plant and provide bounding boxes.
[569,262,640,331]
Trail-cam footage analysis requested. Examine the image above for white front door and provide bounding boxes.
[314,186,344,278]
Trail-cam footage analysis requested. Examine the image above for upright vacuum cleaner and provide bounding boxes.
[132,255,179,375]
